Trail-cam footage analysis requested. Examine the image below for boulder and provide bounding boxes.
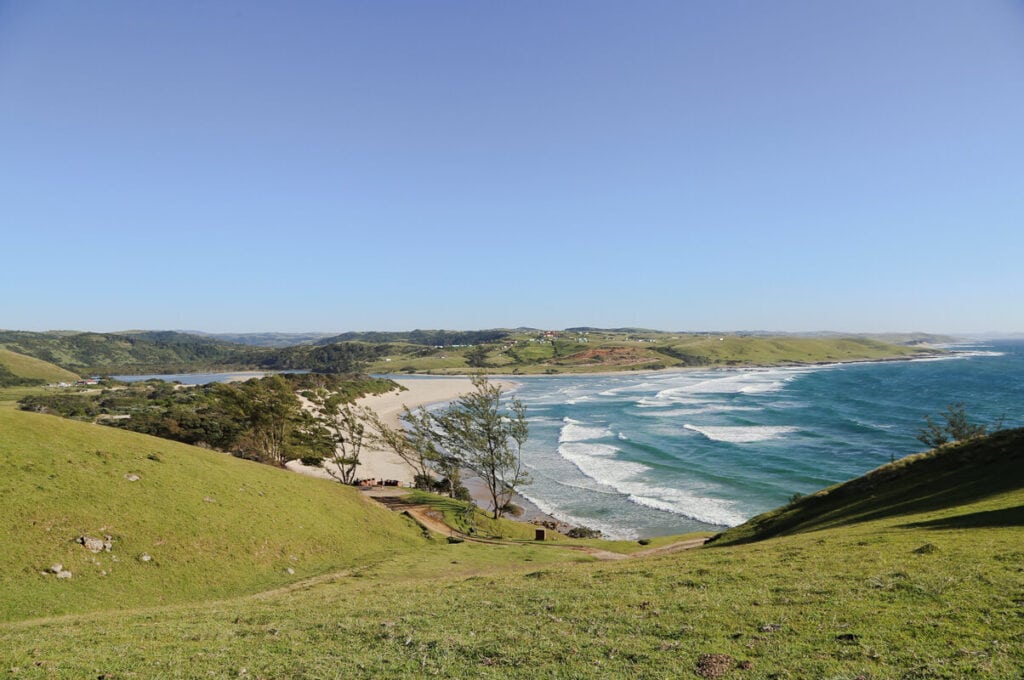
[78,535,113,553]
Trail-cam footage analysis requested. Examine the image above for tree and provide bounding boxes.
[432,375,530,519]
[465,344,489,368]
[916,402,988,449]
[380,406,446,490]
[299,387,382,485]
[226,375,303,465]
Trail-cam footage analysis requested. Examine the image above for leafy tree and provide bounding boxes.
[226,375,303,465]
[916,402,988,449]
[430,375,530,519]
[298,387,382,484]
[381,406,446,490]
[465,345,489,368]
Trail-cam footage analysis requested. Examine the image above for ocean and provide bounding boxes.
[507,341,1024,539]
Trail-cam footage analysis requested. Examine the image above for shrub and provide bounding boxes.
[567,526,602,539]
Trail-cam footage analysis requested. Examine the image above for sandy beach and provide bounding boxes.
[285,377,512,485]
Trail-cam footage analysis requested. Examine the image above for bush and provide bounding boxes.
[501,503,524,517]
[567,526,602,539]
[917,402,987,448]
[299,456,323,467]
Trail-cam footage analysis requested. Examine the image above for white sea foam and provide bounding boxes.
[559,442,645,481]
[598,382,656,397]
[684,424,798,443]
[517,489,640,539]
[559,417,614,443]
[626,489,747,527]
[632,404,763,417]
[617,432,629,441]
[557,442,745,527]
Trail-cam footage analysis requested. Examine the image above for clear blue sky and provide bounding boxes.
[2,1,1022,334]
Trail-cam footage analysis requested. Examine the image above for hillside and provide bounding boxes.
[712,427,1024,545]
[1,426,1021,676]
[2,328,941,377]
[0,407,428,620]
[0,349,79,386]
[364,330,939,374]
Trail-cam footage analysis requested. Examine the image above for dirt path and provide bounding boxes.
[367,491,708,561]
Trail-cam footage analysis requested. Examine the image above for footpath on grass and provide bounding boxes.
[364,487,709,561]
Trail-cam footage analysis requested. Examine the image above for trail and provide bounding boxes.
[367,489,709,561]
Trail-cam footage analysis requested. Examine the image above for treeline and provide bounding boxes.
[0,331,391,375]
[316,329,512,347]
[18,373,398,465]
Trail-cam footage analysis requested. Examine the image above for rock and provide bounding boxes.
[139,553,152,562]
[49,564,63,574]
[285,567,295,575]
[758,623,782,633]
[78,536,111,553]
[55,570,72,579]
[124,473,140,482]
[203,496,217,503]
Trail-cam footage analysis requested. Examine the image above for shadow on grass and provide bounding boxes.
[901,504,1024,530]
[713,429,1024,545]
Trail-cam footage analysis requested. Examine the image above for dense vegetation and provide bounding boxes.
[0,330,392,375]
[317,329,515,346]
[18,373,399,466]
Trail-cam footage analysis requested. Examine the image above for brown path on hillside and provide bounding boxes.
[366,489,709,561]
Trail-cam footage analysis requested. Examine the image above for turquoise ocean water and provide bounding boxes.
[506,341,1024,539]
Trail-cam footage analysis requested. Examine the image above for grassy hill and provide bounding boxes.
[365,330,938,374]
[1,419,1021,677]
[713,427,1024,546]
[0,407,429,621]
[0,349,79,386]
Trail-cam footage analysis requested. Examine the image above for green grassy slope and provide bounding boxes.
[0,408,428,621]
[0,349,79,385]
[2,431,1021,677]
[365,332,937,374]
[713,428,1024,545]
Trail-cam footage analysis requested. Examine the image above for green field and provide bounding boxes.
[1,390,1021,677]
[365,331,939,375]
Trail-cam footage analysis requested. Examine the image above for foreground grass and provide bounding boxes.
[2,500,1021,678]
